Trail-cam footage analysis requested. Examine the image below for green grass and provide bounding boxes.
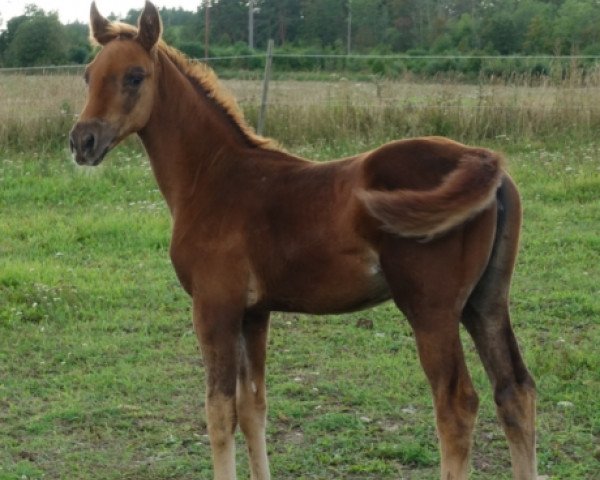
[1,140,598,479]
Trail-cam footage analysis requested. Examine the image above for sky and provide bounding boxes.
[1,0,202,25]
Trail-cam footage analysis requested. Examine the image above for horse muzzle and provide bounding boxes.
[69,119,117,166]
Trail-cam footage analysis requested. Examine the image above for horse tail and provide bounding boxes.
[358,149,505,240]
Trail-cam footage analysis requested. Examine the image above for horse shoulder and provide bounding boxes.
[169,208,251,298]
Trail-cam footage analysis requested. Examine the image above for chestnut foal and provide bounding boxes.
[70,3,537,479]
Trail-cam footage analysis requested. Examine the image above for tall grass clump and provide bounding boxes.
[0,73,84,152]
[4,66,600,151]
[249,72,600,148]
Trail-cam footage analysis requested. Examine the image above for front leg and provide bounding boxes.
[193,298,244,480]
[237,310,271,480]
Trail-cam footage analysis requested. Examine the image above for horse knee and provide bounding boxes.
[494,374,535,407]
[444,384,479,421]
[206,393,238,439]
[237,361,268,439]
[436,382,479,439]
[238,393,267,434]
[462,383,480,415]
[494,377,536,428]
[458,387,479,434]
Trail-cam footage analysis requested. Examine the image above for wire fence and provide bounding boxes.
[4,52,600,149]
[2,53,600,76]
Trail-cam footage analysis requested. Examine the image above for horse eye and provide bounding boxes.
[124,73,145,88]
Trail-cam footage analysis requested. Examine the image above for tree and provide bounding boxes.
[123,8,143,25]
[510,0,554,52]
[5,11,67,66]
[554,0,600,52]
[64,22,91,63]
[299,0,347,48]
[523,14,553,53]
[0,15,27,66]
[3,0,600,71]
[480,10,520,54]
[210,0,248,45]
[448,13,480,51]
[351,0,389,51]
[258,0,303,46]
[384,0,421,51]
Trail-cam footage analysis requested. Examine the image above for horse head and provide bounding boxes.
[69,1,161,165]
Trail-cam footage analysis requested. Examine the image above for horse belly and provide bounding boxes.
[258,250,392,314]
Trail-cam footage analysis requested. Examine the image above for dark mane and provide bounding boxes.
[93,21,278,150]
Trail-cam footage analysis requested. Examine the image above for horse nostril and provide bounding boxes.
[83,133,96,153]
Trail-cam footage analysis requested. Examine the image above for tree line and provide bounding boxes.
[1,0,600,72]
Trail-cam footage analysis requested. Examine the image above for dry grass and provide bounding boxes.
[240,77,600,147]
[3,71,600,150]
[0,74,84,151]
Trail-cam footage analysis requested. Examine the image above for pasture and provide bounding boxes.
[0,73,599,479]
[5,70,600,150]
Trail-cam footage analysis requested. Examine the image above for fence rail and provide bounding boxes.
[2,53,600,75]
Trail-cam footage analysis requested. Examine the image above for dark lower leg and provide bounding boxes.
[495,380,537,480]
[463,304,537,479]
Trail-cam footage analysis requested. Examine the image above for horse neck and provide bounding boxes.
[138,50,252,215]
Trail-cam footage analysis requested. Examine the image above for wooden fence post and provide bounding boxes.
[257,39,274,136]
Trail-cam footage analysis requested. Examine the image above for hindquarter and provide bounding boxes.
[378,202,498,323]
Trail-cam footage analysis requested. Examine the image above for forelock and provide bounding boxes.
[90,22,138,46]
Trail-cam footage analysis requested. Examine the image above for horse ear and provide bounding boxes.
[90,1,112,45]
[137,1,162,51]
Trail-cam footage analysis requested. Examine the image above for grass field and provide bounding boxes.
[1,129,599,479]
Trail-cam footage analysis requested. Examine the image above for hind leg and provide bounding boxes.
[380,239,483,480]
[409,311,480,480]
[463,296,536,479]
[463,177,537,479]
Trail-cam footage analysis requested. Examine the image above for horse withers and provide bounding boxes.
[70,2,537,479]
